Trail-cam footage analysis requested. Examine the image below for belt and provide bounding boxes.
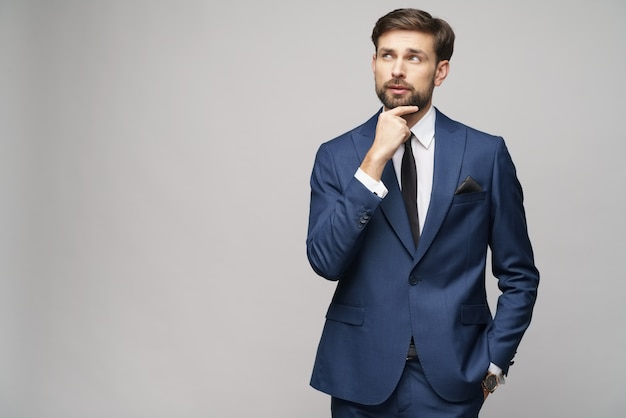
[406,342,418,361]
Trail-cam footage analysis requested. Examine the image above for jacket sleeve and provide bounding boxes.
[487,138,540,374]
[306,142,382,280]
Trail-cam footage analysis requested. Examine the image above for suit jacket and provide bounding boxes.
[306,108,539,404]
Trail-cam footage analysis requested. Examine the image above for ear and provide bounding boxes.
[434,60,450,86]
[371,53,377,74]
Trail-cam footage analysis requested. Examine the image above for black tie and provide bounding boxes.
[401,135,420,247]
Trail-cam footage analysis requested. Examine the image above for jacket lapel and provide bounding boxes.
[380,163,416,254]
[414,109,466,263]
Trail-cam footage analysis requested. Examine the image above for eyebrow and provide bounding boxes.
[378,47,427,56]
[406,48,426,55]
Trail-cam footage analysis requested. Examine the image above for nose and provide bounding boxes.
[391,58,405,79]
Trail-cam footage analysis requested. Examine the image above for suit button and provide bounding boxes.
[409,275,419,285]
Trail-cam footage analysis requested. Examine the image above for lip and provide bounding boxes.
[387,86,410,94]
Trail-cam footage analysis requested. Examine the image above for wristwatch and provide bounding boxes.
[482,372,499,394]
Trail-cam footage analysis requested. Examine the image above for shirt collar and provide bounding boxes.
[410,106,436,149]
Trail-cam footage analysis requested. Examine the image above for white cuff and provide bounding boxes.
[355,168,388,198]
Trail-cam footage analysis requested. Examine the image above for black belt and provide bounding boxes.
[406,342,418,361]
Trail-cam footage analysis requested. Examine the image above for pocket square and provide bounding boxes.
[455,176,483,194]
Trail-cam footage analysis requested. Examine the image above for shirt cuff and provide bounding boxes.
[355,168,388,198]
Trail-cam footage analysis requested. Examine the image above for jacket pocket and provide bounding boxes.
[452,191,487,205]
[326,303,365,326]
[461,304,491,324]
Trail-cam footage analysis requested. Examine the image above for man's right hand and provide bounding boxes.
[359,106,418,181]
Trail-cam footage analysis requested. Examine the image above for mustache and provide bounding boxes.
[383,79,413,90]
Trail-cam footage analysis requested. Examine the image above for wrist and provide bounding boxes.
[482,372,501,394]
[359,153,387,182]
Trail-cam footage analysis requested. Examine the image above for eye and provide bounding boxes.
[408,56,421,63]
[382,53,393,59]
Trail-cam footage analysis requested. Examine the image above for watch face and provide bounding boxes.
[484,374,498,392]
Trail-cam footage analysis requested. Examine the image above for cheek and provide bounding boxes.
[418,70,438,86]
[409,73,430,86]
[374,70,386,85]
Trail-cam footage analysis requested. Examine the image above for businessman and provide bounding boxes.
[306,8,539,417]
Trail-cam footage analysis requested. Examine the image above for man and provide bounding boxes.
[306,8,539,417]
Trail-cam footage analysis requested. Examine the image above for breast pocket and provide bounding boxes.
[452,191,487,205]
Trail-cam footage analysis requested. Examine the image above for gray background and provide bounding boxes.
[1,0,625,417]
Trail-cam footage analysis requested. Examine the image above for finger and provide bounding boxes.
[386,106,419,116]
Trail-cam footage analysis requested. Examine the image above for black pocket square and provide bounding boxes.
[455,176,483,194]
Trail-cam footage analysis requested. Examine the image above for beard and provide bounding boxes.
[376,78,435,110]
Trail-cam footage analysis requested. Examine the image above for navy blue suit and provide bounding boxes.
[306,108,539,405]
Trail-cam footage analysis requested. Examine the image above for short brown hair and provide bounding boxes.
[371,8,455,62]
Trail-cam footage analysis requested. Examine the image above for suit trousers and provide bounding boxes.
[331,358,484,418]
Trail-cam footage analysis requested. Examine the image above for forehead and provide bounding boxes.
[377,30,436,55]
